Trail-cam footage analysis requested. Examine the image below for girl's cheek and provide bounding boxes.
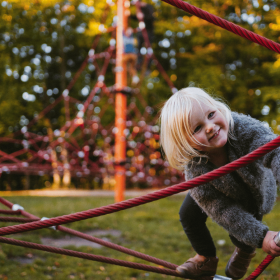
[191,139,202,150]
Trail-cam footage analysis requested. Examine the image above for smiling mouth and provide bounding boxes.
[209,129,220,141]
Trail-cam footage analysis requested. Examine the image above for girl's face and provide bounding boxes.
[189,101,229,155]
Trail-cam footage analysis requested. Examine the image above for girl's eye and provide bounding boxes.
[193,126,201,134]
[208,111,215,118]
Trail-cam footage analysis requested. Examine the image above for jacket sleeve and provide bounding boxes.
[190,184,268,248]
[233,113,280,183]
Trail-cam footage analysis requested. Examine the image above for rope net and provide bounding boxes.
[1,0,280,278]
[1,135,280,278]
[0,1,183,189]
[0,237,181,277]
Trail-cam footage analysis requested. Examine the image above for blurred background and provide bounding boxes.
[1,0,280,191]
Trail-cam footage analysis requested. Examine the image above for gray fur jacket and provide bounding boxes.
[185,112,280,248]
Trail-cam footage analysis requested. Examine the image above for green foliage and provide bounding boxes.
[0,0,115,137]
[1,0,280,130]
[151,0,280,130]
[1,0,280,189]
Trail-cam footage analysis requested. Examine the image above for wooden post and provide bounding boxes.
[115,0,128,202]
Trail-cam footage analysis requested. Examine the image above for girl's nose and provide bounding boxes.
[205,123,215,133]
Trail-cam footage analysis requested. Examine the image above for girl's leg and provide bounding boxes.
[179,192,216,257]
[229,235,255,253]
[228,213,262,253]
[225,214,263,279]
[177,193,219,277]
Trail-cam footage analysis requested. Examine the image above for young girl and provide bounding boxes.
[160,87,280,279]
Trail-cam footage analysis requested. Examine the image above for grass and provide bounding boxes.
[0,195,280,280]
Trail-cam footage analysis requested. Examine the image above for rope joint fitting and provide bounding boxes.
[12,204,24,211]
[41,217,57,230]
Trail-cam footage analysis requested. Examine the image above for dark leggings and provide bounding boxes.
[179,193,257,257]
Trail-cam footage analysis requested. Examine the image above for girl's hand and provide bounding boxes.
[262,231,280,256]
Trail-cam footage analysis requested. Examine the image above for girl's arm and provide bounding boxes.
[233,113,280,182]
[190,185,268,248]
[193,181,280,255]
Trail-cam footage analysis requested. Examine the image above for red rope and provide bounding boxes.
[0,209,21,215]
[0,136,280,236]
[0,217,38,223]
[0,197,177,270]
[244,255,275,280]
[59,226,177,270]
[0,237,181,277]
[26,95,64,129]
[0,198,274,279]
[0,2,277,278]
[161,0,280,54]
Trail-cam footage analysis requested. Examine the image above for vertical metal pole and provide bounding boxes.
[115,0,127,202]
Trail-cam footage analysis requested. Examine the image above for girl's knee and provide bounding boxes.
[179,205,197,227]
[179,206,189,222]
[179,194,208,226]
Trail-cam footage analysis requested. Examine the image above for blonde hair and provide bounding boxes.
[159,87,234,170]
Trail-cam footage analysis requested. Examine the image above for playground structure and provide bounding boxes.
[1,0,280,278]
[0,133,280,278]
[0,0,183,200]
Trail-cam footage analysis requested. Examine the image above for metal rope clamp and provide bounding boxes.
[214,275,232,280]
[41,217,57,231]
[12,204,24,211]
[274,231,280,247]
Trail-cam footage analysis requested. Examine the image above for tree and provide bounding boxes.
[0,0,280,189]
